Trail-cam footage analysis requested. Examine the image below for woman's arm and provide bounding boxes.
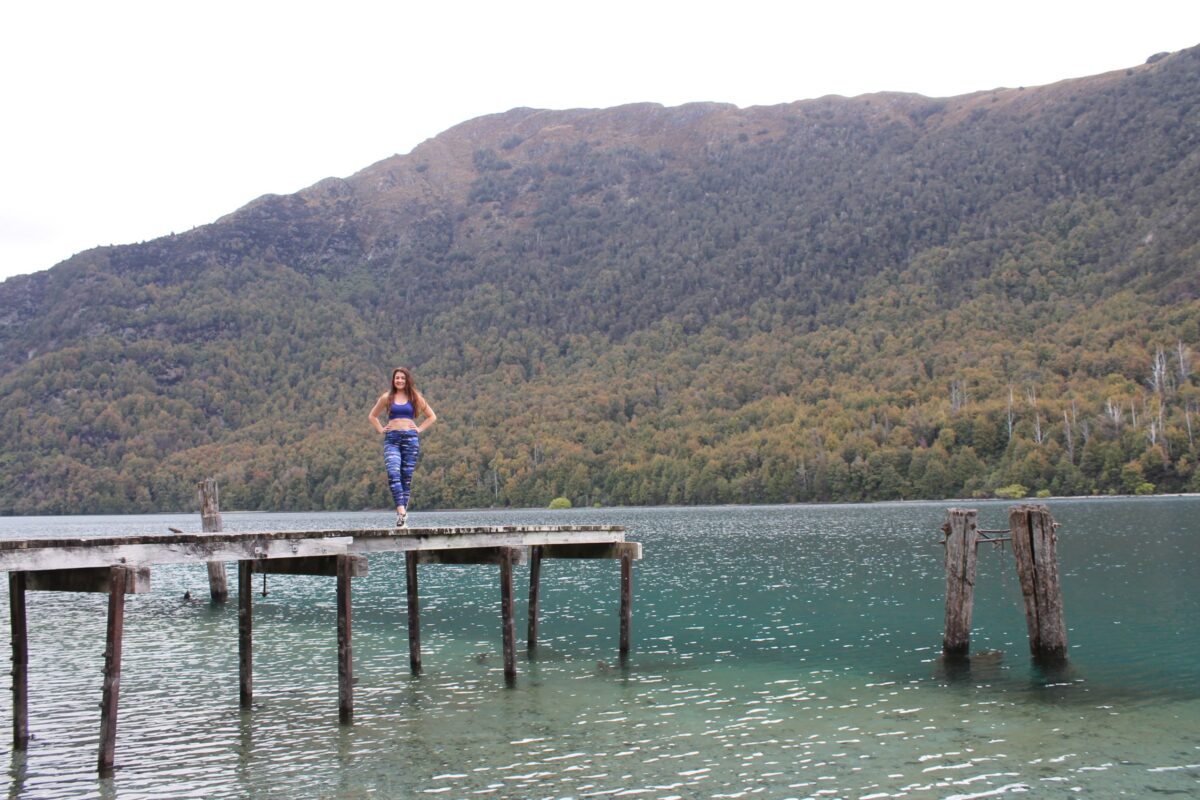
[368,394,388,433]
[417,403,437,434]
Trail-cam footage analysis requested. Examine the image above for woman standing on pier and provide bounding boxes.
[369,367,437,527]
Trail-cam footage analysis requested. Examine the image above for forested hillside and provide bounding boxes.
[1,46,1198,514]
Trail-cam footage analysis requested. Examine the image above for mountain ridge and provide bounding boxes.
[1,45,1198,513]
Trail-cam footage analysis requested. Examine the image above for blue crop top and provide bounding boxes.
[388,397,415,420]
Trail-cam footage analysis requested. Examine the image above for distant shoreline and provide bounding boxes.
[4,492,1200,520]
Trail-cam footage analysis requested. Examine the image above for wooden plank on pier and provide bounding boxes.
[250,555,369,577]
[9,572,28,751]
[0,535,355,573]
[24,566,151,594]
[414,547,530,565]
[346,527,626,555]
[98,565,131,775]
[540,542,642,560]
[1009,504,1068,663]
[942,508,979,659]
[199,479,229,603]
[0,526,623,573]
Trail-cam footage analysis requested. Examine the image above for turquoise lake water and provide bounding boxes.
[0,499,1196,798]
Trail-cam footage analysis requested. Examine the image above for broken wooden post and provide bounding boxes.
[198,478,228,602]
[98,565,131,776]
[942,508,980,659]
[619,549,633,660]
[1009,504,1068,663]
[238,560,253,707]
[499,547,517,682]
[9,572,28,751]
[336,554,354,723]
[527,545,542,656]
[405,552,421,675]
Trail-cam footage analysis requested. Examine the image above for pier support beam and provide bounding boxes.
[406,552,421,675]
[1009,504,1068,663]
[336,555,354,724]
[98,565,131,776]
[942,508,979,659]
[527,546,542,656]
[9,572,28,751]
[238,561,253,707]
[499,548,517,684]
[198,479,228,603]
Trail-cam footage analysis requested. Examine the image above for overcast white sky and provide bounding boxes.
[1,1,1197,282]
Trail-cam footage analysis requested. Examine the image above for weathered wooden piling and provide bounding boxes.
[9,572,28,750]
[336,555,354,723]
[527,545,542,656]
[405,552,422,675]
[619,550,633,660]
[198,479,228,602]
[1009,504,1068,663]
[238,561,253,707]
[500,547,517,682]
[98,566,131,775]
[942,508,980,659]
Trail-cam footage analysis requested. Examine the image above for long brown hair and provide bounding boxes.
[388,367,428,418]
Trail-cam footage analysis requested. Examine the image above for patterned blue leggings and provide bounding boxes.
[383,430,421,509]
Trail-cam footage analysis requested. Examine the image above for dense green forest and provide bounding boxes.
[1,46,1198,514]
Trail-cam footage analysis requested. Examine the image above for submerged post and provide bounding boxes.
[238,561,253,707]
[9,572,28,750]
[198,479,229,602]
[527,545,542,656]
[98,566,130,775]
[1009,504,1068,663]
[619,549,633,660]
[499,548,516,683]
[405,552,422,675]
[942,508,980,659]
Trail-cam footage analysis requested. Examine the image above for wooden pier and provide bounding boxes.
[0,522,640,775]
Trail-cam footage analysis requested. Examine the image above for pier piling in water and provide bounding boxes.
[238,561,253,707]
[1009,504,1068,663]
[941,508,979,659]
[337,555,354,723]
[937,504,1067,665]
[620,549,633,661]
[98,566,131,776]
[405,552,421,675]
[500,547,517,683]
[9,572,28,751]
[527,545,542,656]
[198,479,228,603]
